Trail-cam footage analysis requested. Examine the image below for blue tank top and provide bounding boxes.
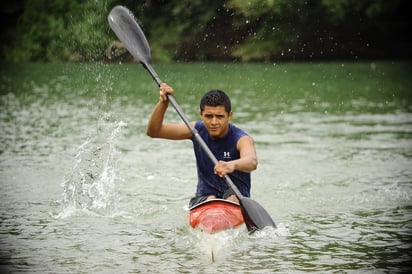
[191,122,251,198]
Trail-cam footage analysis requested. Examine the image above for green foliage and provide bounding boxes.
[66,0,113,62]
[2,0,409,62]
[135,0,223,62]
[6,0,113,62]
[228,0,409,61]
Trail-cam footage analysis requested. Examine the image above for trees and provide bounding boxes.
[1,0,409,62]
[3,0,112,62]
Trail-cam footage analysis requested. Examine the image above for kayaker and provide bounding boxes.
[147,83,258,208]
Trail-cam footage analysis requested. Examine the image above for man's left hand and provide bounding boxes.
[214,160,235,177]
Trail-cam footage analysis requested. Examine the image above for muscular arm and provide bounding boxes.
[214,135,258,177]
[146,83,192,140]
[235,135,258,172]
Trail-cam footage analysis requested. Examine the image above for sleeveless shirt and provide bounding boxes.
[191,122,251,198]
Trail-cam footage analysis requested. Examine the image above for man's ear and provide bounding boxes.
[228,111,233,119]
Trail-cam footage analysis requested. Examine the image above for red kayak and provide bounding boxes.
[189,199,244,233]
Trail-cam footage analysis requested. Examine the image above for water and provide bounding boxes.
[1,62,411,273]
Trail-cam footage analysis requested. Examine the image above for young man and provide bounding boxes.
[146,83,258,207]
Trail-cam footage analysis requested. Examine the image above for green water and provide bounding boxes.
[1,62,411,273]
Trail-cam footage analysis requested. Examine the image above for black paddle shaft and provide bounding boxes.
[108,5,276,231]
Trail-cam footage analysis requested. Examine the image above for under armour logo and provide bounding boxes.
[223,152,231,158]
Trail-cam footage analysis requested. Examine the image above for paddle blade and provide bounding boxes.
[239,197,276,232]
[108,5,151,64]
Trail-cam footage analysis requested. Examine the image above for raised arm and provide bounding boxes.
[146,83,193,140]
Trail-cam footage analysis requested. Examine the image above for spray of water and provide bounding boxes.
[56,120,127,218]
[190,223,290,262]
[192,227,244,262]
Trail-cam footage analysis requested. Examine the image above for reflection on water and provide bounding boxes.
[0,62,411,273]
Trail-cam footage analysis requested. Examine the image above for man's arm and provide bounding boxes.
[146,83,192,140]
[213,136,258,177]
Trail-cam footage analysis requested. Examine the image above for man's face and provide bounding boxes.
[200,105,232,139]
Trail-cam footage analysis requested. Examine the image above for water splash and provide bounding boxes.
[193,226,245,262]
[56,120,127,218]
[191,223,290,263]
[249,223,291,238]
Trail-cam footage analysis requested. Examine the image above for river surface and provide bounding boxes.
[1,62,411,273]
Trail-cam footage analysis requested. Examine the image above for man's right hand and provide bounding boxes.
[159,83,174,102]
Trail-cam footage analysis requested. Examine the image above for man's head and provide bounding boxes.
[200,90,231,113]
[199,90,233,139]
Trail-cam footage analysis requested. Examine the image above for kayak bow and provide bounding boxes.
[189,199,244,234]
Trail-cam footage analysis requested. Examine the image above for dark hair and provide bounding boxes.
[199,90,231,113]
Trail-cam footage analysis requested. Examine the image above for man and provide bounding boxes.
[147,83,258,207]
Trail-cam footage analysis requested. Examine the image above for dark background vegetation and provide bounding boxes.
[0,0,410,63]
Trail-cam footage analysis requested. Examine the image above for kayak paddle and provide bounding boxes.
[108,5,276,232]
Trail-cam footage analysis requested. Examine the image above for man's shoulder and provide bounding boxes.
[230,123,248,137]
[194,121,205,130]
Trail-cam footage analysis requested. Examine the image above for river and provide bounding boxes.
[1,62,411,273]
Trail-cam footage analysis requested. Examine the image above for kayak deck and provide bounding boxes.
[189,199,244,234]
